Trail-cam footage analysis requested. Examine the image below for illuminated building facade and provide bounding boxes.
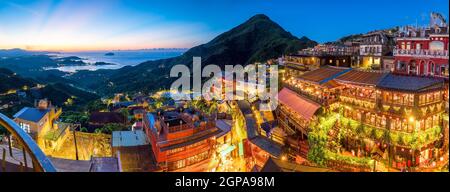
[283,44,357,80]
[393,13,449,79]
[13,99,62,141]
[359,30,396,70]
[143,109,221,171]
[280,66,447,169]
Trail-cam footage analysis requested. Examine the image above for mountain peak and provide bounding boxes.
[248,14,270,21]
[84,13,318,94]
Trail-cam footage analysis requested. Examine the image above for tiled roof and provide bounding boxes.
[377,74,445,92]
[297,66,352,85]
[336,70,388,86]
[13,107,49,123]
[321,80,341,89]
[278,88,321,120]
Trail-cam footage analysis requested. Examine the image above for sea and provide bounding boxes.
[47,49,186,72]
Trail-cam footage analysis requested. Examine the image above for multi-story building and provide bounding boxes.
[358,30,396,70]
[279,66,447,169]
[143,108,222,171]
[283,44,358,80]
[13,99,62,141]
[279,66,351,159]
[393,13,449,79]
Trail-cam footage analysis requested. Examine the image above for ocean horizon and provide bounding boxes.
[47,49,186,72]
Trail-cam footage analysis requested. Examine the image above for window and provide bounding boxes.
[406,42,411,49]
[186,151,209,166]
[440,66,449,76]
[416,43,422,50]
[187,140,207,149]
[434,92,441,102]
[419,95,426,105]
[401,42,405,49]
[167,147,185,155]
[168,159,186,170]
[397,61,406,70]
[426,93,433,103]
[19,123,31,133]
[430,41,444,51]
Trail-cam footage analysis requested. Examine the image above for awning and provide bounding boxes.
[278,88,321,120]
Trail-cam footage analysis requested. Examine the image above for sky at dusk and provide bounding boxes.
[0,0,448,51]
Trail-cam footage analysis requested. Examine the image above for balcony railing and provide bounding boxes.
[0,113,57,172]
[394,48,449,59]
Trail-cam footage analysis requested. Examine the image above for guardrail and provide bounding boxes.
[0,113,57,172]
[394,48,449,59]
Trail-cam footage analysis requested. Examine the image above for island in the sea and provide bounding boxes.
[105,52,115,56]
[54,56,116,67]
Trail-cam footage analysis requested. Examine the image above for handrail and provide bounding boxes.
[0,113,57,172]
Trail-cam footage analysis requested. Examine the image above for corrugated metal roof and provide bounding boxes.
[112,130,149,147]
[13,107,49,123]
[278,88,321,120]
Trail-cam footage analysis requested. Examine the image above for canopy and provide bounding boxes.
[278,88,321,120]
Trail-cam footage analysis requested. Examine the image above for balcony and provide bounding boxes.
[394,49,449,59]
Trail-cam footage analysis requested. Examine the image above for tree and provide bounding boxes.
[63,112,89,125]
[101,123,127,134]
[119,108,130,119]
[80,127,88,132]
[86,99,107,112]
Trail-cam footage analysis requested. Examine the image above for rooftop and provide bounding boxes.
[249,136,283,158]
[215,119,232,138]
[297,66,352,85]
[112,130,149,148]
[335,70,388,86]
[89,157,120,172]
[278,88,321,120]
[13,107,50,123]
[377,74,445,92]
[159,127,221,151]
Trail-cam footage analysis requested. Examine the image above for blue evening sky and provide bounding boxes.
[0,0,448,51]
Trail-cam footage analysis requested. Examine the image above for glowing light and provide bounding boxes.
[409,116,415,123]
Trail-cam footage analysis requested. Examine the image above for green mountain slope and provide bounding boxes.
[71,14,317,95]
[0,68,36,93]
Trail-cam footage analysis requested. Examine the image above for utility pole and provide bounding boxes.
[22,146,27,170]
[73,124,80,161]
[8,134,12,157]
